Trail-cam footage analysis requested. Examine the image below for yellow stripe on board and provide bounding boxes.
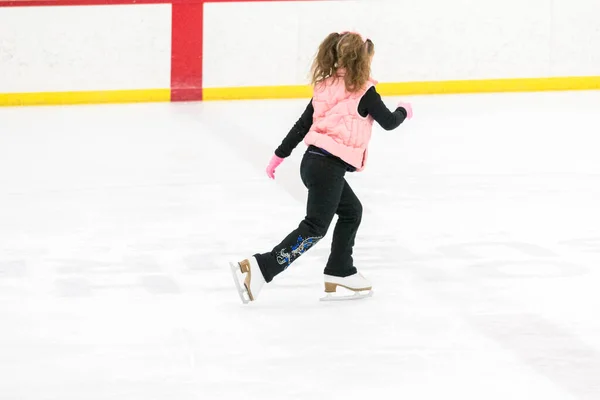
[203,85,313,101]
[204,76,600,101]
[377,76,600,96]
[2,76,599,106]
[0,89,170,107]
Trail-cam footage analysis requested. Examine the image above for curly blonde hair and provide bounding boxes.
[310,32,375,93]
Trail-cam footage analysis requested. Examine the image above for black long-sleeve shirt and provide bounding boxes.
[275,86,407,159]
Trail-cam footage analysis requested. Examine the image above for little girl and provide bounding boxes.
[230,31,413,303]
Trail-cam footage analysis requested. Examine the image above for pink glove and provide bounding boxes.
[398,101,413,120]
[266,154,284,179]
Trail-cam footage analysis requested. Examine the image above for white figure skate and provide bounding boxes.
[229,256,265,304]
[320,272,374,301]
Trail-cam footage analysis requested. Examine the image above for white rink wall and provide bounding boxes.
[0,0,599,94]
[205,0,600,87]
[0,4,171,93]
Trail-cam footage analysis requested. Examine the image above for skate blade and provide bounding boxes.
[229,262,250,304]
[320,290,374,302]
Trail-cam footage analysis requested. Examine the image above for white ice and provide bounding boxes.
[1,91,600,400]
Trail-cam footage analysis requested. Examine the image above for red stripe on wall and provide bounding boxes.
[170,2,204,101]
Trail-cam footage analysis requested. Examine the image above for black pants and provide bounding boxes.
[255,147,363,283]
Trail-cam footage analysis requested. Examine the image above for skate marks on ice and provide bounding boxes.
[439,240,600,400]
[45,251,263,298]
[354,235,600,399]
[473,313,600,400]
[28,251,185,298]
[30,230,246,298]
[431,241,589,279]
[48,256,238,298]
[0,260,27,277]
[559,237,600,254]
[357,238,590,277]
[51,258,181,297]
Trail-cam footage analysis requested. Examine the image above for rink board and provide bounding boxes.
[1,0,600,105]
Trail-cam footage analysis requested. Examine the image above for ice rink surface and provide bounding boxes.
[1,91,600,399]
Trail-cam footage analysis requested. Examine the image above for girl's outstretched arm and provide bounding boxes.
[274,99,314,158]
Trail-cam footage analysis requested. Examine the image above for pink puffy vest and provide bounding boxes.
[304,72,377,172]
